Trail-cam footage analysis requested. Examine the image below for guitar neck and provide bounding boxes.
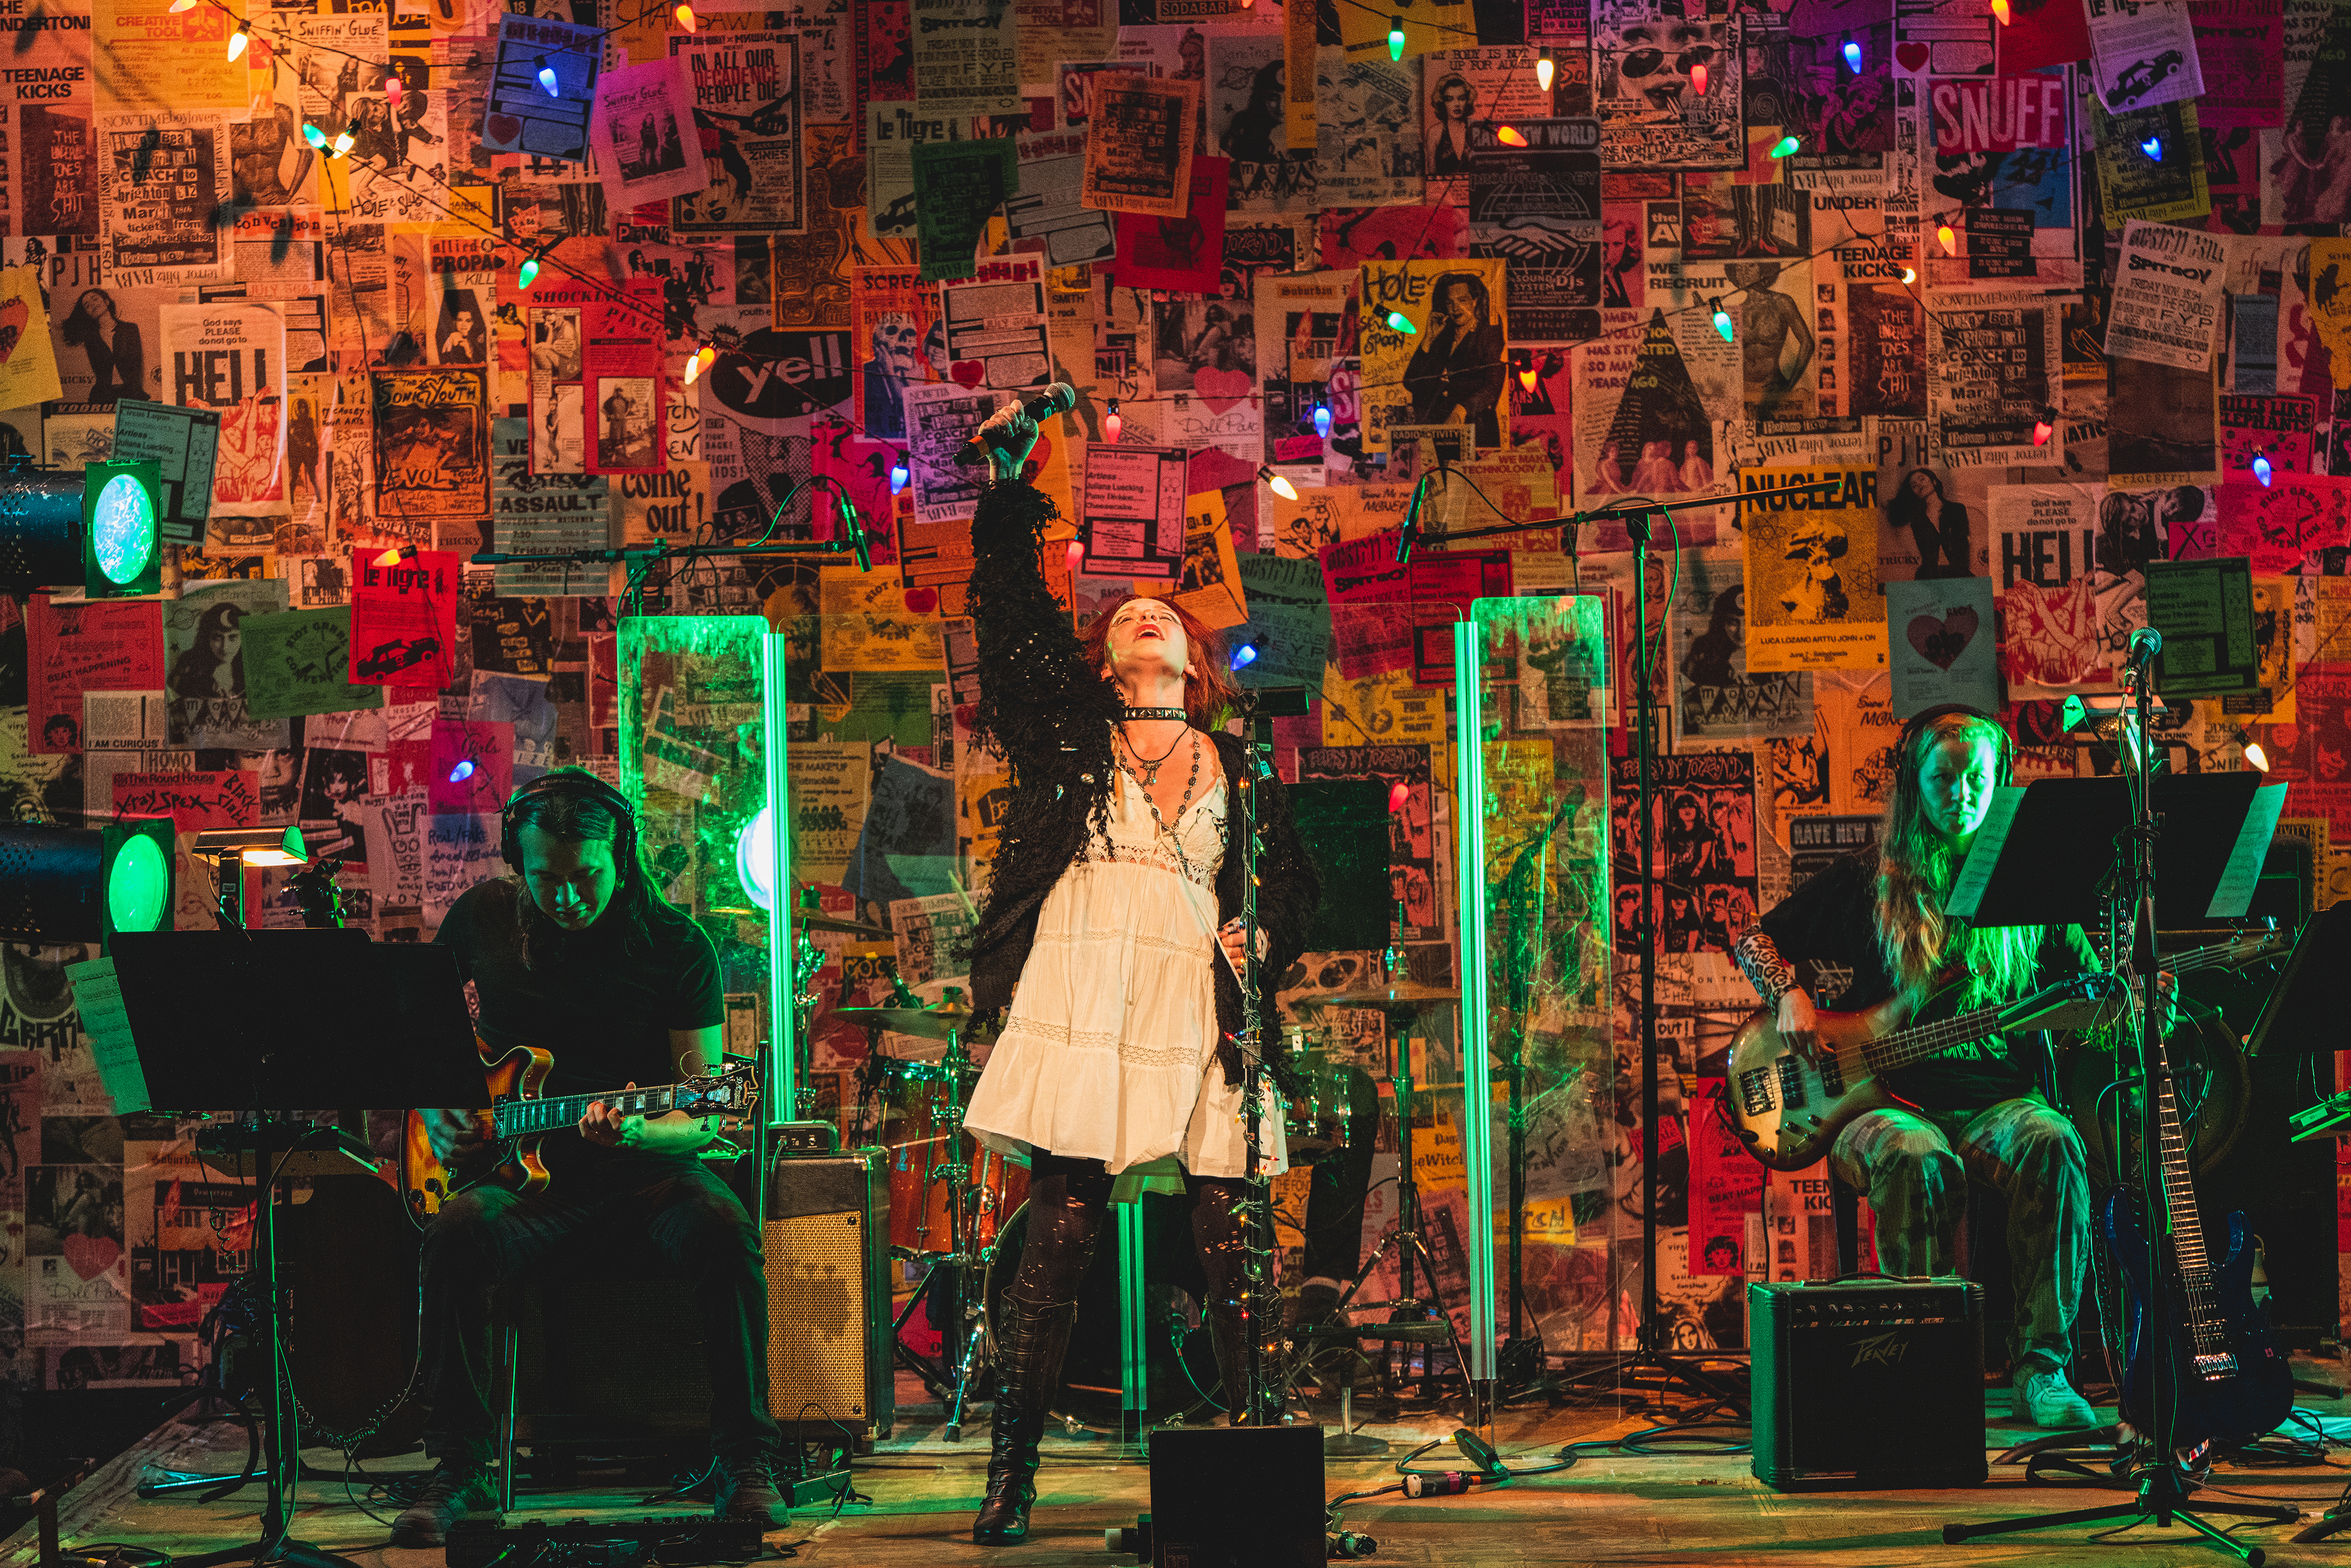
[1860,1002,2008,1077]
[500,1084,684,1137]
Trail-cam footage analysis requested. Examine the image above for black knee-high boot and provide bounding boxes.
[1190,1175,1259,1426]
[973,1154,1108,1546]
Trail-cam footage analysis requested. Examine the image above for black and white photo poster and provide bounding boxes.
[594,57,709,211]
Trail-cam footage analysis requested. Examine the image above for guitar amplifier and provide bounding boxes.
[1749,1278,1987,1492]
[762,1148,893,1440]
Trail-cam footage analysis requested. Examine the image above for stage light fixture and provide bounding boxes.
[0,819,176,950]
[193,826,310,869]
[3,462,164,598]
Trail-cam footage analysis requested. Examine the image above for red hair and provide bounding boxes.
[1077,592,1239,731]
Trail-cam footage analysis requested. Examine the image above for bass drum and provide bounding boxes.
[2058,1000,2249,1182]
[982,1196,1222,1433]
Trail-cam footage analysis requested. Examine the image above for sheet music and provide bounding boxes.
[66,957,151,1115]
[1944,786,2025,921]
[2207,781,2288,920]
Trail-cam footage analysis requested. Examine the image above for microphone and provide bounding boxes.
[952,383,1079,467]
[1395,471,1431,564]
[2126,626,2162,670]
[833,488,872,572]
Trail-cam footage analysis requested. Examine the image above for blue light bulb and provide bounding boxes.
[1842,37,1861,72]
[536,56,559,95]
[448,759,476,783]
[2140,134,2162,160]
[889,458,909,495]
[1230,643,1259,671]
[1313,404,1332,438]
[2253,455,2274,487]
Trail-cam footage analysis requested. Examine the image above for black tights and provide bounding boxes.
[1011,1151,1252,1314]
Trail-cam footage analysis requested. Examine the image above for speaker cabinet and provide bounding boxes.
[1144,1426,1326,1567]
[1749,1278,1987,1491]
[763,1148,892,1439]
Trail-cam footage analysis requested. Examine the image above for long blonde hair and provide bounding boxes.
[1875,711,2042,1007]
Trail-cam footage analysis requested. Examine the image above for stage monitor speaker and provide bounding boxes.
[1144,1426,1326,1567]
[1748,1278,1986,1492]
[763,1147,892,1439]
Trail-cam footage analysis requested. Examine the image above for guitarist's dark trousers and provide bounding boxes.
[416,1157,779,1466]
[1831,1097,2090,1373]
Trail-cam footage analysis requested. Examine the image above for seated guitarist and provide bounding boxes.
[1732,705,2104,1430]
[394,770,783,1545]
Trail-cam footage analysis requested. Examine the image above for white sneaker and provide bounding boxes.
[2012,1364,2099,1428]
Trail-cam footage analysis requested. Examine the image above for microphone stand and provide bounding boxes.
[1406,478,1837,1409]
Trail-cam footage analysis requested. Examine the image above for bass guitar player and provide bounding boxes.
[1731,705,2117,1431]
[394,769,785,1546]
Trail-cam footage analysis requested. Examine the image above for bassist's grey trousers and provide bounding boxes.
[1831,1097,2090,1373]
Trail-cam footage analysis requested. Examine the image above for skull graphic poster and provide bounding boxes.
[1739,464,1889,672]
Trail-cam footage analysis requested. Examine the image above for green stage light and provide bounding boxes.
[0,462,164,598]
[0,818,176,950]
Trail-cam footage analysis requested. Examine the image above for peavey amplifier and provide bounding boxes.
[1749,1278,1987,1492]
[763,1148,892,1441]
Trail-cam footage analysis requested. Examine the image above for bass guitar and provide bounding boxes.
[2102,1005,2291,1445]
[1724,970,2122,1171]
[399,1052,758,1228]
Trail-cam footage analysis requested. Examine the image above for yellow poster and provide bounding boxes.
[1358,256,1508,457]
[1740,464,1889,673]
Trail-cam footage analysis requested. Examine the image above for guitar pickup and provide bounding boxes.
[1818,1057,1845,1096]
[1738,1068,1774,1116]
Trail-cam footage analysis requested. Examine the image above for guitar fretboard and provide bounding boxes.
[2151,1040,2232,1368]
[1857,1004,2007,1078]
[496,1087,681,1138]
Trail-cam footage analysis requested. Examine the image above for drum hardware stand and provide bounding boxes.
[1941,650,2297,1563]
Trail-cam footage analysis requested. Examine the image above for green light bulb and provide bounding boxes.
[1387,17,1404,59]
[1769,134,1800,158]
[1384,309,1417,335]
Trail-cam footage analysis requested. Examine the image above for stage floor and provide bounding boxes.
[8,1360,2348,1567]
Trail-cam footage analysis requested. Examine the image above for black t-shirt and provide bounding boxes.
[1756,851,2056,1114]
[435,877,724,1174]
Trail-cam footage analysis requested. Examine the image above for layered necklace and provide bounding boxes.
[1118,711,1191,786]
[1115,717,1203,879]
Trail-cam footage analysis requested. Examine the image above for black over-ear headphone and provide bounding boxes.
[500,770,640,874]
[1895,702,2013,786]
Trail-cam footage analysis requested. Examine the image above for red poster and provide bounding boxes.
[585,278,666,477]
[1689,1082,1767,1275]
[429,719,515,815]
[1927,74,2072,154]
[350,549,461,692]
[1109,157,1232,294]
[28,597,167,753]
[1997,0,2093,75]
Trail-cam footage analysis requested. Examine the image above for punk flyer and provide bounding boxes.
[1592,2,1744,170]
[1358,255,1509,458]
[370,368,491,530]
[911,0,1021,119]
[1465,119,1601,346]
[428,235,500,368]
[349,548,461,693]
[4,0,98,238]
[1989,482,2123,698]
[524,280,600,477]
[159,301,286,519]
[901,381,1000,528]
[593,56,710,212]
[482,14,600,161]
[585,281,665,477]
[1923,291,2063,466]
[27,598,166,756]
[2190,0,2281,131]
[1610,749,1759,954]
[164,579,291,750]
[1256,267,1352,477]
[2106,219,2226,371]
[865,102,978,241]
[852,263,940,443]
[940,257,1051,390]
[97,111,233,289]
[1314,48,1422,209]
[1206,30,1317,216]
[2220,391,2315,478]
[672,31,806,235]
[490,413,612,598]
[1082,73,1201,217]
[1924,74,2080,286]
[1673,546,1814,742]
[112,399,219,547]
[2087,0,2206,111]
[1739,465,1890,673]
[1570,305,1739,510]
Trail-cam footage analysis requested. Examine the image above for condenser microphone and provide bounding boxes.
[953,383,1079,466]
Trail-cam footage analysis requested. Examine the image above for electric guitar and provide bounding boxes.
[2101,1012,2292,1445]
[398,1052,759,1228]
[1723,970,2123,1171]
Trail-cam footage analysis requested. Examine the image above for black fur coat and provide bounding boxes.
[964,480,1319,1088]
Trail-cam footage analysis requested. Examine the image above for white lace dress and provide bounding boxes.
[964,763,1287,1195]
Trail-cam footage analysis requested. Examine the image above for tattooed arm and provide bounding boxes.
[1735,925,1821,1056]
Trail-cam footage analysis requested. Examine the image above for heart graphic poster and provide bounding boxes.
[1887,576,1999,718]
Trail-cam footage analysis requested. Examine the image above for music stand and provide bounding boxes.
[2246,902,2351,1060]
[98,931,487,1568]
[1937,775,2298,1560]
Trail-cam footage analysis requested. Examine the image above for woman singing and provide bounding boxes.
[958,408,1319,1544]
[1731,705,2106,1429]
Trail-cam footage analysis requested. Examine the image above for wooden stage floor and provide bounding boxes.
[8,1360,2349,1567]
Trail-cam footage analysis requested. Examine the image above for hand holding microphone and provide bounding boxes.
[954,383,1078,480]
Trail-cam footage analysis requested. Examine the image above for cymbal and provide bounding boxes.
[834,1003,983,1040]
[800,909,893,939]
[1295,981,1461,1013]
